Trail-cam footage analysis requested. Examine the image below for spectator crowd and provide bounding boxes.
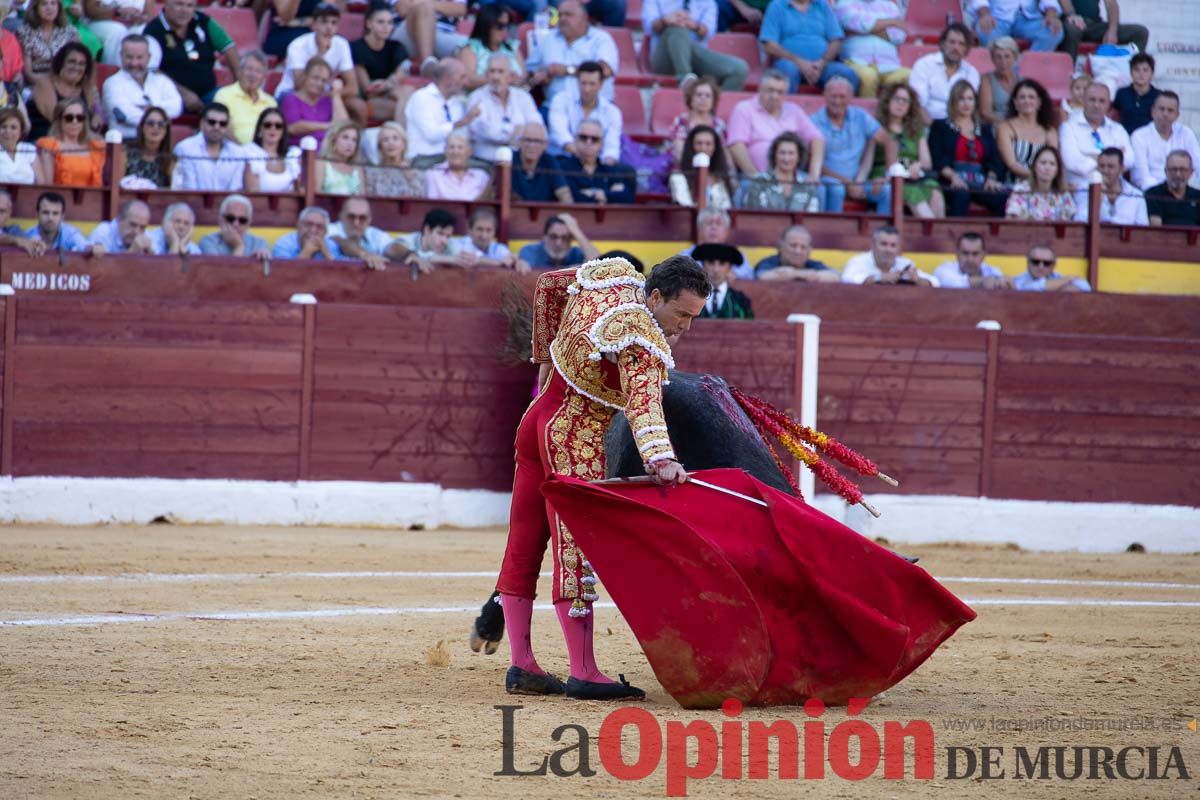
[0,0,1194,278]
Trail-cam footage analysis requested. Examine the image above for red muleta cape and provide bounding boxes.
[541,468,976,709]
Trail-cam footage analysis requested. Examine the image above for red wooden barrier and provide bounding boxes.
[0,293,1198,504]
[7,297,305,480]
[4,255,1200,339]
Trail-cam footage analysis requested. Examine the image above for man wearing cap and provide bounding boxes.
[695,243,754,319]
[277,3,366,124]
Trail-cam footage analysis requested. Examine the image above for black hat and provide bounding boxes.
[692,243,741,265]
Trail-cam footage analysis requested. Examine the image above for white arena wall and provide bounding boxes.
[1,476,1196,554]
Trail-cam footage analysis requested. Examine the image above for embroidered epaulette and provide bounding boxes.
[588,303,674,370]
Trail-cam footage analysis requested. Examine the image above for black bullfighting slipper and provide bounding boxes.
[469,591,505,654]
[565,674,646,701]
[505,666,566,696]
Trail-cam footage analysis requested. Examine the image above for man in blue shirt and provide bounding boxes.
[86,200,156,255]
[0,188,46,256]
[515,213,600,272]
[25,192,102,255]
[198,194,271,260]
[1012,243,1091,292]
[810,75,896,212]
[512,122,572,203]
[759,0,859,93]
[272,207,342,260]
[754,224,840,282]
[644,0,749,90]
[557,120,637,204]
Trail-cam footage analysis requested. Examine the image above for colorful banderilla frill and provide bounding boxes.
[729,387,899,517]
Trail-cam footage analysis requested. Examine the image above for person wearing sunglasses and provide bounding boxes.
[1012,242,1091,292]
[547,61,621,166]
[514,212,599,274]
[34,96,104,185]
[101,33,182,140]
[198,194,270,260]
[1059,80,1134,195]
[171,101,247,191]
[558,119,635,204]
[122,106,174,188]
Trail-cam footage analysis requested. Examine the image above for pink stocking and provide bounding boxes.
[554,600,615,684]
[501,594,544,675]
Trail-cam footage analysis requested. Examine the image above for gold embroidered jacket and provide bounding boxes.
[532,258,677,466]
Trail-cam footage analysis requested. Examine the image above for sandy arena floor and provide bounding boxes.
[1,524,1198,799]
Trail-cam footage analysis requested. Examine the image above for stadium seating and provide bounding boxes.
[1018,51,1075,102]
[709,32,763,90]
[649,87,686,136]
[904,0,962,44]
[614,84,653,138]
[95,63,118,91]
[607,26,656,86]
[207,7,259,53]
[626,0,643,30]
[337,12,365,41]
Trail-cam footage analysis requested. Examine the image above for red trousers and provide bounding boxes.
[496,369,614,603]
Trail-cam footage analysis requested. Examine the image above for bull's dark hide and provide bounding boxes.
[604,371,793,494]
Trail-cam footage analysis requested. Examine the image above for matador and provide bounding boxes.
[494,255,710,701]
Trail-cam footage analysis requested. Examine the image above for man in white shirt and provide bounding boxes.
[842,225,939,286]
[1059,81,1134,193]
[102,34,183,140]
[547,61,623,165]
[276,3,366,124]
[405,57,480,168]
[171,103,246,191]
[526,0,619,106]
[933,231,1009,289]
[968,0,1064,52]
[1130,92,1200,191]
[1075,147,1148,225]
[909,23,980,121]
[466,54,540,164]
[328,197,407,270]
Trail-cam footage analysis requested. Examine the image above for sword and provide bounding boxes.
[591,475,768,508]
[591,474,880,517]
